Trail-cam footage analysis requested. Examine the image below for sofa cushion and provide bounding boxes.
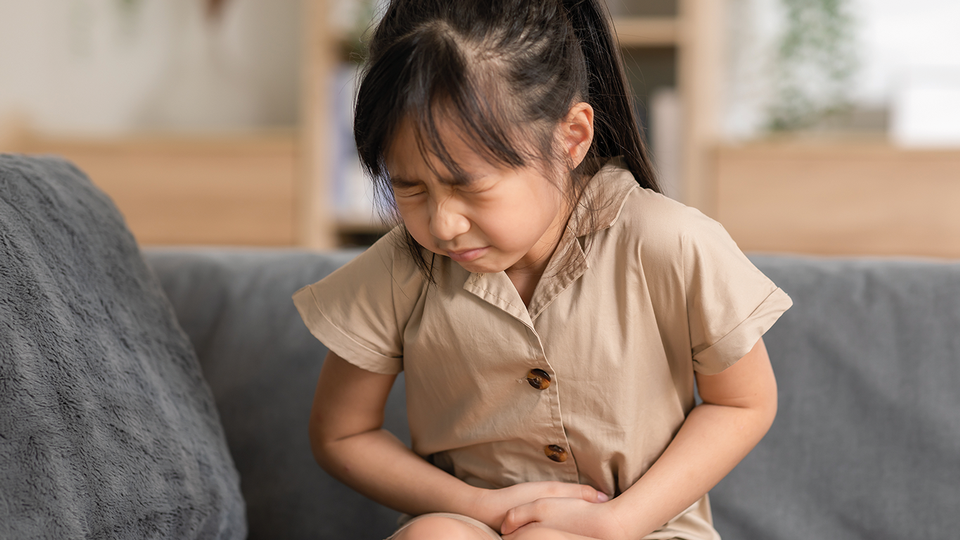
[0,154,245,539]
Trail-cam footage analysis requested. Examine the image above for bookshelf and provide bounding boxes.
[311,0,724,244]
[4,0,721,249]
[313,0,960,259]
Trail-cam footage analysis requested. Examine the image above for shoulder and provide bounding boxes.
[610,186,731,260]
[578,163,740,271]
[609,182,786,307]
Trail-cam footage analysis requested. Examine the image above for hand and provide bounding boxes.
[500,496,631,540]
[474,481,609,531]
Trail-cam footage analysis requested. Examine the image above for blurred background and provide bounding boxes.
[1,0,958,255]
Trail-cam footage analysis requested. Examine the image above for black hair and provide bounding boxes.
[354,0,660,277]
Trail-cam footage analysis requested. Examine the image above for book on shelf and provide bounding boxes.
[330,62,379,228]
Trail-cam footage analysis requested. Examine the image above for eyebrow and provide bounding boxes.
[390,172,476,188]
[389,176,421,189]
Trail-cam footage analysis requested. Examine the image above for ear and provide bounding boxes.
[559,102,594,169]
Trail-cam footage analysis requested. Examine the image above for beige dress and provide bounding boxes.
[293,162,793,539]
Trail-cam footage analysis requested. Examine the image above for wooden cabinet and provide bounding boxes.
[713,139,960,258]
[14,131,301,246]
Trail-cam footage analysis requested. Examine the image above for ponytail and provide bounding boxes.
[560,0,661,192]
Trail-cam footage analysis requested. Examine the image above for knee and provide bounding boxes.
[394,515,488,540]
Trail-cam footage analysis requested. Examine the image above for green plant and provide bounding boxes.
[115,0,229,20]
[767,0,859,131]
[342,0,384,61]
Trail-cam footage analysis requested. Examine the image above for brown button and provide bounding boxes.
[544,444,567,463]
[526,368,551,390]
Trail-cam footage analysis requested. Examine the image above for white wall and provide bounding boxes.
[0,0,301,136]
[722,0,960,139]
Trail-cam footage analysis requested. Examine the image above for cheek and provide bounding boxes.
[395,201,435,246]
[518,181,564,224]
[394,194,424,223]
[483,196,557,243]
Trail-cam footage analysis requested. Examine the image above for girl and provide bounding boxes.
[293,1,792,539]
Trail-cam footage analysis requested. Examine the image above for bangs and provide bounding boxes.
[356,22,551,191]
[408,98,546,187]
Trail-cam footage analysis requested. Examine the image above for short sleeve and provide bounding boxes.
[292,227,426,374]
[681,213,793,375]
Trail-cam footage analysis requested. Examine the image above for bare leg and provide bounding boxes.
[502,526,601,540]
[391,514,501,540]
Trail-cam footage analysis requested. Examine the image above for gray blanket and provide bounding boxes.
[0,155,245,539]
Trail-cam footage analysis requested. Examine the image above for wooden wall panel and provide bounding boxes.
[714,140,960,258]
[18,133,298,246]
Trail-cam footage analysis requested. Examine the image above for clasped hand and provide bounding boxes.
[477,481,631,540]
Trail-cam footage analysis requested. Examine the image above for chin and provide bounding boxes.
[454,261,496,274]
[452,256,509,275]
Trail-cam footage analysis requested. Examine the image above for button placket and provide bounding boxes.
[459,269,578,479]
[523,329,577,478]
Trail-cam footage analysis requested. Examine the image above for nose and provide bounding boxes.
[429,194,470,242]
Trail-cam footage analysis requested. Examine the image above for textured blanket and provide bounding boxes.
[0,154,245,539]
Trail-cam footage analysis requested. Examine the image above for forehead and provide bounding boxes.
[385,115,492,185]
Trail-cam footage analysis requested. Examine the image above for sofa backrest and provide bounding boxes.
[145,249,409,540]
[716,255,960,540]
[147,249,960,540]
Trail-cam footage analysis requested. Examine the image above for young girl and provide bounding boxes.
[293,1,792,539]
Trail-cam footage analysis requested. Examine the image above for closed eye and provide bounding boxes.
[454,177,496,196]
[390,177,426,197]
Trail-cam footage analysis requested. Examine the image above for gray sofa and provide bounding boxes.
[145,248,960,539]
[3,154,959,539]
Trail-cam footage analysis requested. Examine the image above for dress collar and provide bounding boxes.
[567,158,640,238]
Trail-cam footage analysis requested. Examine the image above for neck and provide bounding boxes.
[505,265,547,307]
[506,196,574,306]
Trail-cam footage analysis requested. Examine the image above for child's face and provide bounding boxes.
[385,118,570,276]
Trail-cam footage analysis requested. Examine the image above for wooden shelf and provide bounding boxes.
[714,138,960,258]
[336,217,388,233]
[613,17,680,47]
[314,1,725,245]
[5,0,722,249]
[17,131,301,247]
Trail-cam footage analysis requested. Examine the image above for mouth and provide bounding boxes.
[446,247,487,263]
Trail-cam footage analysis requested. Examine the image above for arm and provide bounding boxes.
[309,351,606,530]
[501,338,778,539]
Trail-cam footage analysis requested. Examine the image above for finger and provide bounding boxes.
[501,505,537,536]
[578,484,609,503]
